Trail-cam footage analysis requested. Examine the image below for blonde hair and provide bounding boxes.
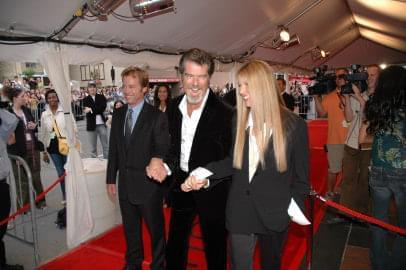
[233,60,287,172]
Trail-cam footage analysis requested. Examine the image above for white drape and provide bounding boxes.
[40,44,94,248]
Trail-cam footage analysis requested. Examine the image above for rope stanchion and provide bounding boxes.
[315,193,406,236]
[0,173,66,227]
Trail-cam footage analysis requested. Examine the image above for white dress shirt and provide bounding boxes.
[178,89,210,172]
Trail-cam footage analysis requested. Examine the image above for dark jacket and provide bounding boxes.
[166,90,234,215]
[106,102,170,204]
[206,111,310,233]
[83,94,107,131]
[7,106,43,157]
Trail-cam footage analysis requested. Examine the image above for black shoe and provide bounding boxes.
[3,264,24,270]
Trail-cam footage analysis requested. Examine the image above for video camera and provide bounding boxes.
[308,65,336,95]
[339,64,368,95]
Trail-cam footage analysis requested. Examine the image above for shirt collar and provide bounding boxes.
[128,100,144,112]
[178,88,210,117]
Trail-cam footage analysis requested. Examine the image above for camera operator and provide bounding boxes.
[314,68,349,199]
[340,65,380,213]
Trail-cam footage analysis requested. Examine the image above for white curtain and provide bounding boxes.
[40,44,94,248]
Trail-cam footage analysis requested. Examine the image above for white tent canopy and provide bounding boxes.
[0,0,405,71]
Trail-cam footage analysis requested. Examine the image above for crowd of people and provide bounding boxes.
[0,47,404,270]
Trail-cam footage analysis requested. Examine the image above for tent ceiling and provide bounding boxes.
[0,0,405,70]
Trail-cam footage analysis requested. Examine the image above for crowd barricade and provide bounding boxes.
[6,154,41,266]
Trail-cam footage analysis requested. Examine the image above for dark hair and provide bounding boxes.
[276,78,286,86]
[179,48,215,76]
[365,65,405,134]
[153,84,171,106]
[8,87,24,101]
[113,100,124,112]
[45,89,59,103]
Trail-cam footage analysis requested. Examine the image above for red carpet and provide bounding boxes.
[39,120,328,270]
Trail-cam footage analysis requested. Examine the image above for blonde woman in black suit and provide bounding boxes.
[183,60,310,270]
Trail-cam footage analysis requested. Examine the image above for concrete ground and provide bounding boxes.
[4,119,107,270]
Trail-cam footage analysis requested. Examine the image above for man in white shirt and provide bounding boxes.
[148,48,233,270]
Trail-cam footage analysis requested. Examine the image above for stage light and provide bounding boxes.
[279,26,290,42]
[320,49,327,58]
[129,0,176,22]
[379,63,387,69]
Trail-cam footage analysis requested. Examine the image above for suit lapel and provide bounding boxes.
[189,91,216,158]
[128,103,149,145]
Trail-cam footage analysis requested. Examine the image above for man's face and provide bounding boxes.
[122,75,147,106]
[182,61,210,107]
[367,66,380,92]
[88,86,96,96]
[335,69,348,88]
[276,80,286,93]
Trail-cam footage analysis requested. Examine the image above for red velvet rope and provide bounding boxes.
[0,173,66,226]
[316,194,406,235]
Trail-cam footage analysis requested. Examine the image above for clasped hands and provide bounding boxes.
[146,157,168,183]
[181,176,208,192]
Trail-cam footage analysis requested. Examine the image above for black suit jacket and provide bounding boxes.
[282,92,295,111]
[106,102,170,204]
[166,91,234,213]
[83,94,107,131]
[207,111,310,233]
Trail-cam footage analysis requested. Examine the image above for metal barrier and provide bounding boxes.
[295,95,317,120]
[6,154,40,266]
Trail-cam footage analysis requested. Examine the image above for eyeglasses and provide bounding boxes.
[183,73,209,81]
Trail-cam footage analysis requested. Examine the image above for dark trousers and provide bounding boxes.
[229,230,288,270]
[119,191,165,270]
[341,145,371,213]
[166,172,228,270]
[0,182,11,267]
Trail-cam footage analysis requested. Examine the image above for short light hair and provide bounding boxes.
[121,66,149,88]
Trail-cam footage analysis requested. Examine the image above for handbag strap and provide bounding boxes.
[52,119,63,138]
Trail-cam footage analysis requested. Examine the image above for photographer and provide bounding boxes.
[340,65,379,214]
[314,68,349,199]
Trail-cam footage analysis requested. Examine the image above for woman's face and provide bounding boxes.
[46,92,59,107]
[157,86,169,102]
[14,92,26,107]
[115,101,123,109]
[238,78,252,108]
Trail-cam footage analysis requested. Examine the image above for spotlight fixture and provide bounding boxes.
[379,63,387,69]
[272,34,300,50]
[87,0,126,21]
[130,0,176,22]
[320,49,327,58]
[279,26,290,42]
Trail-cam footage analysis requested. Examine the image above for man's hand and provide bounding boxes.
[107,184,117,202]
[83,107,92,114]
[146,157,167,183]
[43,152,50,164]
[351,84,366,106]
[181,176,208,192]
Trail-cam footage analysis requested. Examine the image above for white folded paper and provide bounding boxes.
[288,198,311,225]
[190,167,213,180]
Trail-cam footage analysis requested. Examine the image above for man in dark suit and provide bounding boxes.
[106,66,170,270]
[277,78,295,111]
[147,48,233,270]
[83,82,109,158]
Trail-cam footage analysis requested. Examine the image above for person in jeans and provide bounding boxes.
[40,89,78,203]
[83,82,108,158]
[361,65,405,270]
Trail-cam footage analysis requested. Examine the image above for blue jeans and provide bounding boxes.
[87,124,109,159]
[50,153,67,200]
[369,166,406,270]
